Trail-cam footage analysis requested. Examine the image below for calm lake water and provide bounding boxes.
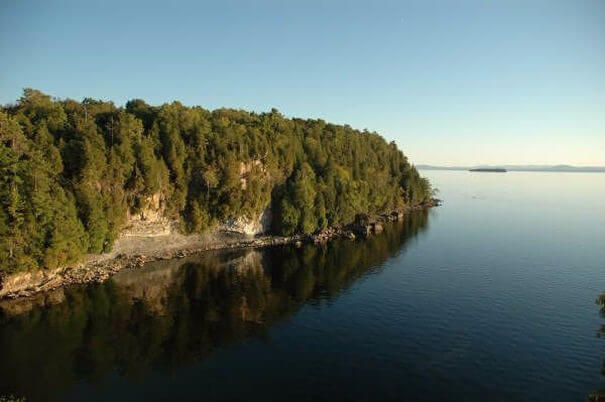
[1,170,604,401]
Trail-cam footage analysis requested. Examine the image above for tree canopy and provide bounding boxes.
[0,89,432,274]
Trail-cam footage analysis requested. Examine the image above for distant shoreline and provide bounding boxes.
[469,168,507,173]
[417,165,605,173]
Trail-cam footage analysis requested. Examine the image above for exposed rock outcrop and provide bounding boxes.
[220,206,272,235]
[350,209,404,238]
[0,200,437,301]
[122,193,176,237]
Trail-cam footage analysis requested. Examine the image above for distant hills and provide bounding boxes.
[416,164,605,172]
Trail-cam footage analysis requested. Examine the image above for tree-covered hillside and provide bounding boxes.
[0,89,431,274]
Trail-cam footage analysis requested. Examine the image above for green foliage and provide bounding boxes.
[0,89,431,274]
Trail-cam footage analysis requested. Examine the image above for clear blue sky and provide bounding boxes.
[1,0,604,166]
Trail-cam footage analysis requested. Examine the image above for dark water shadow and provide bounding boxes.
[588,293,605,402]
[0,211,430,401]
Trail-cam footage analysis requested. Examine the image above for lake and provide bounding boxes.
[1,170,604,401]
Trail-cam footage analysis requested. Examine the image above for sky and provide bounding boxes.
[1,0,604,166]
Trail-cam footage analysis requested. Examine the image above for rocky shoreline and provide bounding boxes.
[0,202,438,301]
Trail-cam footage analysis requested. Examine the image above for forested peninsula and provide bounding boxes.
[0,89,432,282]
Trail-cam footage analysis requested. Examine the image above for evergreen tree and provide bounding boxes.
[0,90,432,274]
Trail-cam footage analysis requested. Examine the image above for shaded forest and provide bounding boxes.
[0,89,432,274]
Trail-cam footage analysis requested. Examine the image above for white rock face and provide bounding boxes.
[119,192,272,238]
[220,206,272,236]
[121,193,174,237]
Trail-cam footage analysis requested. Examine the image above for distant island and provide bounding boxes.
[469,168,507,172]
[417,164,605,173]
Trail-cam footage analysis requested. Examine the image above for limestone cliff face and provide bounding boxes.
[220,206,273,236]
[121,191,273,237]
[121,193,175,237]
[219,159,273,236]
[238,159,265,190]
[122,159,273,237]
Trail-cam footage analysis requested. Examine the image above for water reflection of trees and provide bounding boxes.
[0,211,429,401]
